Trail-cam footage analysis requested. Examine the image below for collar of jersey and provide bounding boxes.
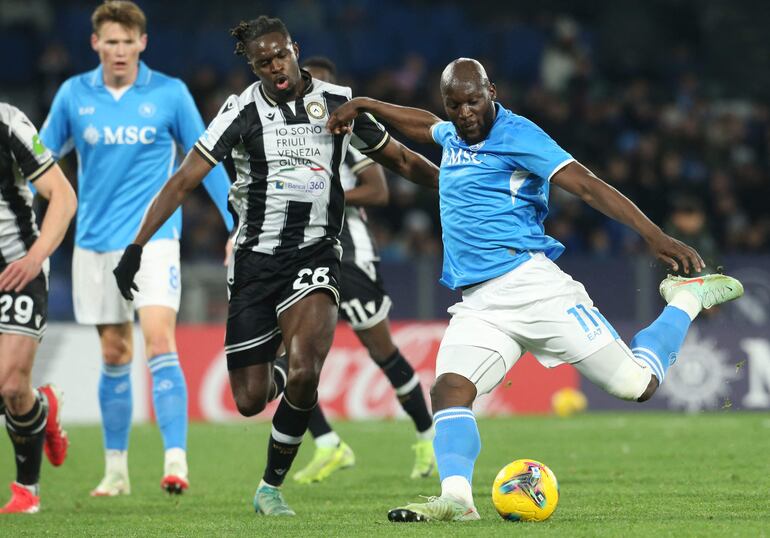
[89,61,152,88]
[258,68,315,107]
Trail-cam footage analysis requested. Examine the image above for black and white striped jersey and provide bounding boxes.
[0,103,53,268]
[194,70,390,255]
[339,146,379,264]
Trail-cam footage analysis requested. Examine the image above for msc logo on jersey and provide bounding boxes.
[306,101,326,119]
[83,125,157,145]
[442,147,483,166]
[138,102,156,118]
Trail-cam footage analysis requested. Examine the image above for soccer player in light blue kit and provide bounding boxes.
[40,1,233,496]
[328,58,744,522]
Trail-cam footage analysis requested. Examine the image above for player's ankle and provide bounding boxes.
[314,431,341,449]
[441,475,475,508]
[668,290,701,321]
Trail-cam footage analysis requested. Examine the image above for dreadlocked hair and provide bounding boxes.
[230,16,290,57]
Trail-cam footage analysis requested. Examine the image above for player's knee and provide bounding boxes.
[232,389,268,417]
[636,375,659,402]
[0,374,30,405]
[144,333,174,358]
[605,367,654,402]
[575,343,656,402]
[102,338,132,365]
[286,362,321,396]
[431,373,477,409]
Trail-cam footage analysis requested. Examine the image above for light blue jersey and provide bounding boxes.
[41,61,233,252]
[431,103,574,289]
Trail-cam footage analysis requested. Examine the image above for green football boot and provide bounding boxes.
[388,496,480,522]
[410,439,437,479]
[292,442,355,484]
[253,484,295,516]
[659,273,744,310]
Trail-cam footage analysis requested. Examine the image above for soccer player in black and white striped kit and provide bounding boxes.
[0,103,77,513]
[271,57,435,486]
[113,16,438,516]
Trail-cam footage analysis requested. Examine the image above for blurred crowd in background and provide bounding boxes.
[2,0,769,276]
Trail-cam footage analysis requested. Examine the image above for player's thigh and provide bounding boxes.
[137,305,177,357]
[0,333,38,388]
[72,246,133,324]
[506,255,619,367]
[0,270,45,408]
[573,340,654,401]
[133,239,181,313]
[276,245,342,365]
[338,261,392,332]
[224,250,283,373]
[279,291,338,365]
[436,315,524,396]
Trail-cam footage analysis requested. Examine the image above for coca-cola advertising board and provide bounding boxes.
[177,322,578,421]
[31,319,770,424]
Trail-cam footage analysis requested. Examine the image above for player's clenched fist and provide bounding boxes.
[326,97,368,134]
[113,244,143,300]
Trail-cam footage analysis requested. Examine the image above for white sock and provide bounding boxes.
[105,449,128,475]
[669,290,701,321]
[259,478,279,490]
[315,431,341,449]
[416,425,434,441]
[441,475,475,508]
[164,448,188,476]
[17,482,39,496]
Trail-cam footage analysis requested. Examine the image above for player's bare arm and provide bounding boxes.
[328,97,440,145]
[133,150,213,246]
[344,163,388,207]
[551,161,705,274]
[0,164,76,292]
[367,138,438,189]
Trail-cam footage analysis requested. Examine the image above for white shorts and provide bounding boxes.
[73,239,181,325]
[436,253,619,392]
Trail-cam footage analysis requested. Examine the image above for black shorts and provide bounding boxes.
[0,270,47,341]
[224,242,341,370]
[338,261,391,330]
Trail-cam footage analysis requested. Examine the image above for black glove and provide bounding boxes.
[113,244,143,300]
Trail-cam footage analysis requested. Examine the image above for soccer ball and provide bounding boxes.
[551,387,587,417]
[491,459,559,522]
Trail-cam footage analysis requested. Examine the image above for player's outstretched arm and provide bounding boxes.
[134,150,213,246]
[368,138,439,189]
[0,165,77,292]
[113,150,212,299]
[328,97,440,145]
[345,163,388,207]
[552,161,705,274]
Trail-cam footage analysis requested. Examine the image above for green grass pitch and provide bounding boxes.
[1,413,768,537]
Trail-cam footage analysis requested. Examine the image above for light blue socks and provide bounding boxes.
[148,353,188,450]
[99,363,133,451]
[432,407,481,484]
[631,306,692,382]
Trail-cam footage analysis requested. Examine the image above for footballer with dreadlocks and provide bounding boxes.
[113,15,438,516]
